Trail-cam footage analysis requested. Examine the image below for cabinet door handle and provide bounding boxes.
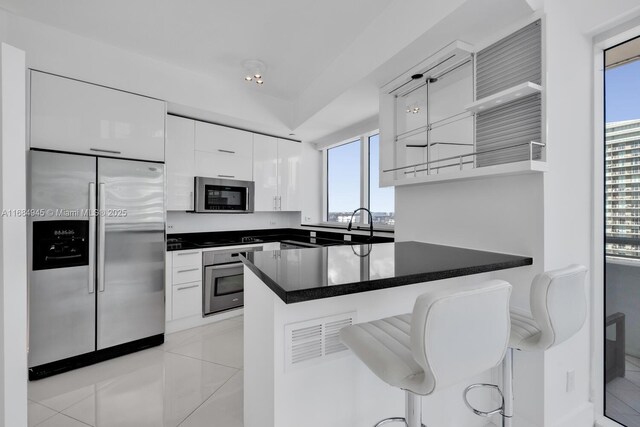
[177,284,199,291]
[90,148,122,155]
[218,149,236,154]
[218,174,235,178]
[177,251,199,256]
[177,268,199,273]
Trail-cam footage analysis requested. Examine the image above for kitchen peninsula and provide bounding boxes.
[242,241,532,427]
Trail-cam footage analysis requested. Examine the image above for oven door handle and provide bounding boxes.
[206,262,244,270]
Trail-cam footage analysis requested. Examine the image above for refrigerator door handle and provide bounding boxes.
[88,182,96,294]
[98,182,106,292]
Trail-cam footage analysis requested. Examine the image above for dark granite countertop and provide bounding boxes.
[241,241,533,304]
[167,228,393,251]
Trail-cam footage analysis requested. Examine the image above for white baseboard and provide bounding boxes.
[596,415,624,427]
[550,402,594,427]
[166,308,243,334]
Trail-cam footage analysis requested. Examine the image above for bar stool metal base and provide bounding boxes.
[374,391,426,427]
[462,348,514,427]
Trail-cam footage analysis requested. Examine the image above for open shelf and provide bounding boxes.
[465,82,542,114]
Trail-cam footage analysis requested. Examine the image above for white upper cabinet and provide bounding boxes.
[194,122,253,181]
[30,71,166,161]
[277,139,301,211]
[166,116,195,211]
[253,134,279,211]
[252,136,301,212]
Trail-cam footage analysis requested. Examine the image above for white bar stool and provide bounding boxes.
[464,264,588,426]
[339,280,513,427]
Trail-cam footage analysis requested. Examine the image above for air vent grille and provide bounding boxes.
[285,312,356,370]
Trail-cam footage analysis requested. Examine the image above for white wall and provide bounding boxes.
[0,42,27,427]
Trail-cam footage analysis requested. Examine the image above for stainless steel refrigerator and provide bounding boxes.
[28,150,165,379]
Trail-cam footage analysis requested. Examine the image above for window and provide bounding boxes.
[325,132,394,227]
[327,140,360,223]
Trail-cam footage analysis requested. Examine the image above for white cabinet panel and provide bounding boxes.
[165,253,173,322]
[262,242,281,251]
[194,150,253,181]
[194,122,253,181]
[172,266,202,285]
[195,122,253,157]
[30,71,165,161]
[278,139,301,211]
[172,281,202,319]
[172,250,202,267]
[253,134,279,211]
[253,136,301,212]
[166,116,195,210]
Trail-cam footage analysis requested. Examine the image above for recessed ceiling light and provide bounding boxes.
[242,59,267,86]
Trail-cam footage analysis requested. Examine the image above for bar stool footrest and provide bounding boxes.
[373,417,426,427]
[463,383,505,418]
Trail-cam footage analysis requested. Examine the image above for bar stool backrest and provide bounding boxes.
[410,280,512,393]
[530,264,588,350]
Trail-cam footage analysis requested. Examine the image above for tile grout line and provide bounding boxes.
[164,349,243,371]
[30,401,60,427]
[176,369,242,427]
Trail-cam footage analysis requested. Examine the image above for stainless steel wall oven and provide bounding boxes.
[203,246,262,315]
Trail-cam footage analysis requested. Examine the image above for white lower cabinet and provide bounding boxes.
[172,265,201,284]
[167,249,203,322]
[172,281,202,319]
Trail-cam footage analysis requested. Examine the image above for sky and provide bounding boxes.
[605,59,640,123]
[327,134,394,213]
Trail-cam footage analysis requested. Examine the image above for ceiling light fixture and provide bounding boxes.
[243,59,267,86]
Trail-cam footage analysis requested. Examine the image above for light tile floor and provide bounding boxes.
[28,316,244,427]
[606,355,640,427]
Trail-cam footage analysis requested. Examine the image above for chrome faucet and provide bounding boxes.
[347,207,374,241]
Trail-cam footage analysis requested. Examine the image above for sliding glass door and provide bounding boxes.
[604,35,640,427]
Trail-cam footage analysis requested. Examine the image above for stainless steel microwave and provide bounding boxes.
[194,177,255,213]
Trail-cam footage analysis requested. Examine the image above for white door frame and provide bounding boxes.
[592,17,640,427]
